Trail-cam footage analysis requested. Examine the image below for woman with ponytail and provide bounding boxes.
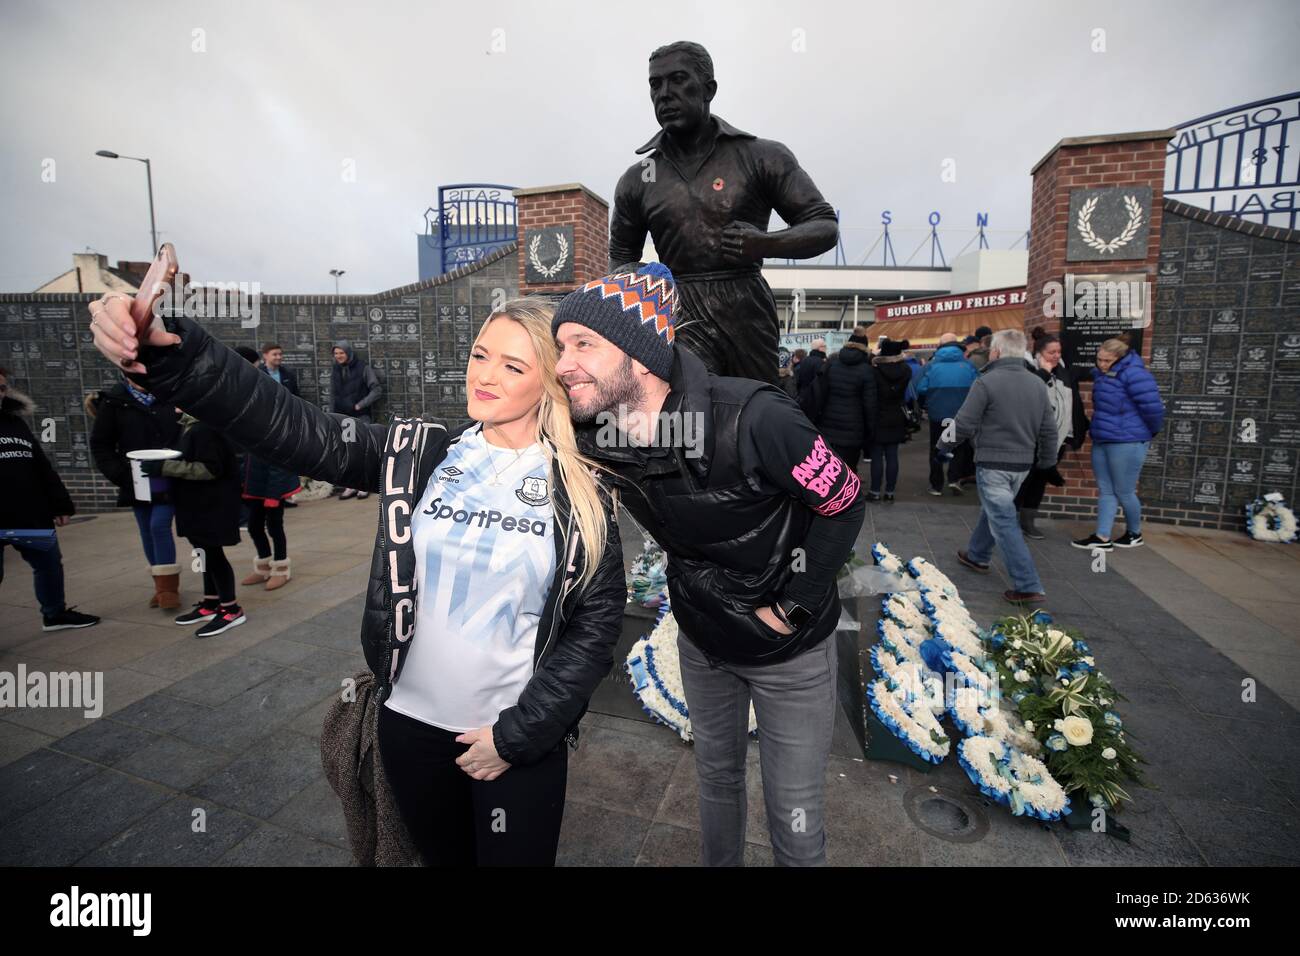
[1014,327,1088,538]
[88,294,626,867]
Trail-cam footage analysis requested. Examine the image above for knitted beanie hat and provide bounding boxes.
[551,261,678,380]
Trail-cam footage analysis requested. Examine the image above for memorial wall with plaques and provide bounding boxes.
[0,245,520,513]
[1139,204,1300,528]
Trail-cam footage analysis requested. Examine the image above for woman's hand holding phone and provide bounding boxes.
[88,243,182,374]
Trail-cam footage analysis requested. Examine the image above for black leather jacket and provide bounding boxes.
[133,315,627,766]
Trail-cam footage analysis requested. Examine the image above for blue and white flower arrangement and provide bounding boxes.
[626,603,757,742]
[1245,492,1298,543]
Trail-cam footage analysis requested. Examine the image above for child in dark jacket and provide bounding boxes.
[141,412,246,637]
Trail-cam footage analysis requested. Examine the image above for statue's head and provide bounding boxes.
[648,41,716,138]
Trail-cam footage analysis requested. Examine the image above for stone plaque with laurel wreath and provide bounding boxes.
[523,225,575,284]
[1066,186,1152,262]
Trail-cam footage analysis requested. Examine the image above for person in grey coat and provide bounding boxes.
[938,328,1059,604]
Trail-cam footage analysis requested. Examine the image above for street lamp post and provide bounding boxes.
[329,269,346,295]
[95,150,157,255]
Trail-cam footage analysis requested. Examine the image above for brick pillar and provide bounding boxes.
[513,183,609,296]
[1021,129,1175,519]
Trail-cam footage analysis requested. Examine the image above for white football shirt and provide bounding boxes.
[384,424,556,732]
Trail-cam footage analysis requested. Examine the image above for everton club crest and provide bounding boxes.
[516,476,550,507]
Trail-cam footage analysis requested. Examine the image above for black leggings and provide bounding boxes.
[246,501,287,560]
[377,704,568,866]
[869,442,900,493]
[188,537,236,603]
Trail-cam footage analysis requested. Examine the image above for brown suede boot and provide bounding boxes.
[265,557,291,591]
[148,565,160,608]
[241,557,272,587]
[152,564,182,610]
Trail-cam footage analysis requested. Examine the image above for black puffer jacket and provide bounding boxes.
[870,358,912,445]
[576,347,865,667]
[88,384,182,506]
[819,342,877,453]
[130,315,627,766]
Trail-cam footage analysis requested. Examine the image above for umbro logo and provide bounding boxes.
[439,466,463,484]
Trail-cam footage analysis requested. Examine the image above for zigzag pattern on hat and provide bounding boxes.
[581,270,677,342]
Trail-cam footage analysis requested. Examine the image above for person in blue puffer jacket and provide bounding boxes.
[916,333,979,495]
[1072,335,1164,551]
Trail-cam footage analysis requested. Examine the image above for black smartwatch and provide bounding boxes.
[775,598,812,629]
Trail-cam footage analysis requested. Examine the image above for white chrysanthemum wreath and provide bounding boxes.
[626,604,757,742]
[1246,492,1298,543]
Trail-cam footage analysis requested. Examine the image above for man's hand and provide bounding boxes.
[755,605,794,635]
[454,725,511,781]
[139,460,165,477]
[53,515,69,527]
[720,221,768,264]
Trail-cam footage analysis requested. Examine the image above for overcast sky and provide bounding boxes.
[1,0,1296,293]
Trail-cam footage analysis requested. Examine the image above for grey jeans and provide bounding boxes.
[676,629,837,866]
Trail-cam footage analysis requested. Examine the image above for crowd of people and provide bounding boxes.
[783,321,1164,601]
[0,335,389,637]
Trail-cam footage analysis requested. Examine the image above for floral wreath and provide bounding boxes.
[625,601,757,741]
[1245,492,1298,543]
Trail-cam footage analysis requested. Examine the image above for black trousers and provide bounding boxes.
[377,704,568,866]
[869,442,900,493]
[1015,444,1065,510]
[188,537,235,603]
[246,500,287,560]
[949,439,976,483]
[674,271,780,385]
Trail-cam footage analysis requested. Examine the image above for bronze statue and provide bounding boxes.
[609,40,840,385]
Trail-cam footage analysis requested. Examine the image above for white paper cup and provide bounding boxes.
[127,449,182,501]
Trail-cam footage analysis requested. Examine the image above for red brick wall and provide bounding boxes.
[515,186,610,295]
[1022,136,1170,520]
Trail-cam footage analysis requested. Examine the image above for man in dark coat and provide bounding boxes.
[817,335,877,470]
[794,338,828,410]
[608,41,839,385]
[866,340,913,501]
[0,368,100,631]
[330,340,382,500]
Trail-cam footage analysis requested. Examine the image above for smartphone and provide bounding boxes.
[128,243,179,335]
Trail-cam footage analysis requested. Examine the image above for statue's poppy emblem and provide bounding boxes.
[712,177,725,191]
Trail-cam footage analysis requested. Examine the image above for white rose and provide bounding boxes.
[1014,669,1031,683]
[1024,721,1035,732]
[1060,716,1094,746]
[1102,747,1117,760]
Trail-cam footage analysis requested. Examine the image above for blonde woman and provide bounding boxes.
[1072,335,1164,551]
[88,294,625,866]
